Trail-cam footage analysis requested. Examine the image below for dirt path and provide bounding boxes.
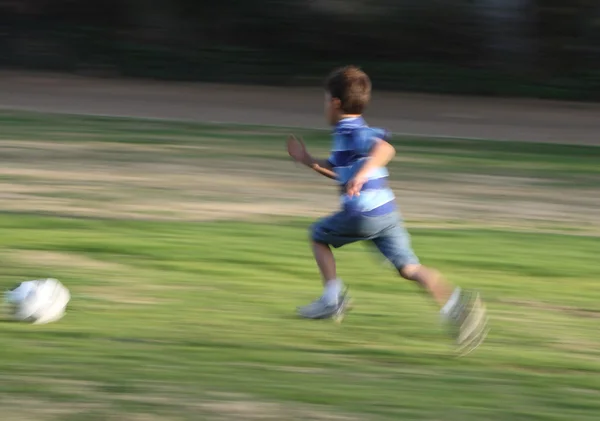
[1,71,599,145]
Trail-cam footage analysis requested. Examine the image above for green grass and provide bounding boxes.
[0,110,599,420]
[1,215,600,420]
[2,110,599,179]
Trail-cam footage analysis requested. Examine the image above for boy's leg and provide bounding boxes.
[372,215,488,353]
[398,264,453,308]
[297,212,355,320]
[367,215,453,306]
[312,241,343,305]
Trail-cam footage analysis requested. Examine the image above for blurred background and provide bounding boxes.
[1,0,599,99]
[1,2,600,421]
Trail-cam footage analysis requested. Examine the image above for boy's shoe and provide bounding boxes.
[332,288,352,323]
[297,288,351,322]
[444,290,489,356]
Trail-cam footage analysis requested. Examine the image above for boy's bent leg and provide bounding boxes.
[370,217,460,309]
[372,216,488,354]
[372,226,453,307]
[399,264,453,308]
[404,264,488,354]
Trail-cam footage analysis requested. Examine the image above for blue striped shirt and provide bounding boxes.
[327,117,396,216]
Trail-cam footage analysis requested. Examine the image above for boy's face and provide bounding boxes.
[324,92,342,126]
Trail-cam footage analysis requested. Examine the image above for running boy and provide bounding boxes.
[286,65,487,354]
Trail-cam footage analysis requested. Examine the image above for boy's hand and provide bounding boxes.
[287,135,338,180]
[346,175,368,197]
[287,135,311,166]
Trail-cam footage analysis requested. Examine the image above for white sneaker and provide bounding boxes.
[444,290,489,356]
[297,288,351,322]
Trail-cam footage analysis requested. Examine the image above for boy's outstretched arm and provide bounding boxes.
[346,138,395,197]
[287,135,337,180]
[307,158,337,180]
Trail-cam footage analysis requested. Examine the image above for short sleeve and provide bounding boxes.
[353,127,391,156]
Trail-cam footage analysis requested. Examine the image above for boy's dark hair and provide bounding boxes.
[325,65,371,114]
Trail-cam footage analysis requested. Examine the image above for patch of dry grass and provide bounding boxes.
[0,121,599,233]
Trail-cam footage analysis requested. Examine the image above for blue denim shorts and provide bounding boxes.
[311,211,420,269]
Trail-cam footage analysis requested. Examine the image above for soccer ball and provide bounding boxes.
[4,278,71,324]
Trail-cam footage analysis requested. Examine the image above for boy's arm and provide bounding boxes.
[346,139,395,197]
[303,156,337,180]
[287,135,337,180]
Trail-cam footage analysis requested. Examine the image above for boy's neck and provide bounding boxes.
[333,114,363,125]
[339,114,362,121]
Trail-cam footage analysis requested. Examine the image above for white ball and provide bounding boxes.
[5,278,71,324]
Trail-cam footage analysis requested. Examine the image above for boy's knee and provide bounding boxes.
[382,250,420,275]
[398,263,422,280]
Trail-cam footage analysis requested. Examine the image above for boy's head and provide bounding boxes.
[324,65,371,125]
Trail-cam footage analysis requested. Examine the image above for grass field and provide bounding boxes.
[1,111,599,420]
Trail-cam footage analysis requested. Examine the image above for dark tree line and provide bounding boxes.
[0,0,598,99]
